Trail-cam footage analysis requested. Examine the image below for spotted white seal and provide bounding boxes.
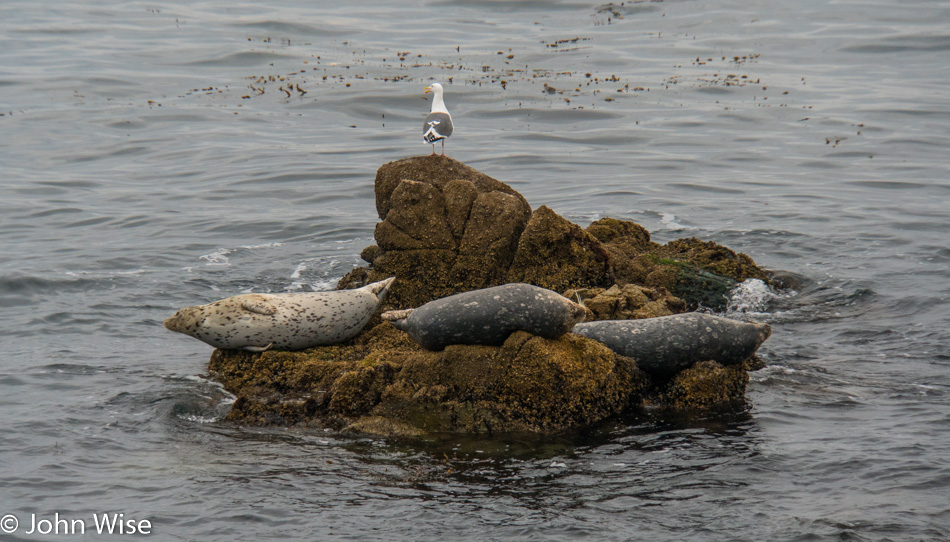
[572,313,771,378]
[382,283,588,351]
[164,277,395,351]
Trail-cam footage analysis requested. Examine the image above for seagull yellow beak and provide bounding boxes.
[424,86,432,94]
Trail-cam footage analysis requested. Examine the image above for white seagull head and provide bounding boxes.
[423,83,443,95]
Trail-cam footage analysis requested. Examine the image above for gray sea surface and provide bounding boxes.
[2,0,949,540]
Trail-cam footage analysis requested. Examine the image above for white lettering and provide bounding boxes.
[93,513,120,534]
[23,512,147,535]
[92,513,150,535]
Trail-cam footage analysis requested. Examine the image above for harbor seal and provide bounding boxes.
[381,283,588,351]
[164,277,395,351]
[572,313,771,378]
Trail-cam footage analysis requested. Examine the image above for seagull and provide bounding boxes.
[423,83,453,156]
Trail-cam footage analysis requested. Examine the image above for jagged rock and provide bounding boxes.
[207,156,774,435]
[565,284,688,320]
[375,180,456,250]
[506,205,612,292]
[658,360,750,411]
[374,155,528,220]
[360,244,381,264]
[450,191,531,287]
[209,323,647,436]
[344,155,533,310]
[340,156,768,312]
[587,216,652,256]
[443,180,478,239]
[661,238,769,283]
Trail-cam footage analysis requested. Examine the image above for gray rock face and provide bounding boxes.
[572,313,771,379]
[382,283,588,351]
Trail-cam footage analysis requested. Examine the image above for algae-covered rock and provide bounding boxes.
[565,284,688,320]
[375,180,456,250]
[660,238,769,283]
[450,190,531,287]
[583,218,769,311]
[205,156,776,435]
[340,156,769,313]
[210,324,648,436]
[374,155,528,220]
[344,155,533,310]
[506,205,612,292]
[659,360,750,411]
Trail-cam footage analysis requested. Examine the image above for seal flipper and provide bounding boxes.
[243,343,273,353]
[381,309,413,332]
[362,277,396,302]
[240,295,278,316]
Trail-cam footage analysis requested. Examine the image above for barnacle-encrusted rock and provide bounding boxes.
[565,283,688,321]
[659,360,751,411]
[341,156,768,313]
[208,156,771,436]
[210,324,647,436]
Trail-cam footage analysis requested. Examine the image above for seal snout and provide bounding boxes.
[570,302,591,325]
[163,313,181,332]
[757,322,772,342]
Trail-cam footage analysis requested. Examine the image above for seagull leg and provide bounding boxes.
[441,140,446,156]
[431,143,437,156]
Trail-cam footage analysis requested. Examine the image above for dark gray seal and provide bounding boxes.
[381,283,588,351]
[572,313,771,378]
[164,277,395,352]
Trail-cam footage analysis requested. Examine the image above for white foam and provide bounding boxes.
[726,279,773,313]
[308,278,340,291]
[659,212,692,231]
[178,414,219,424]
[239,242,285,250]
[283,257,347,292]
[63,268,146,277]
[199,248,231,266]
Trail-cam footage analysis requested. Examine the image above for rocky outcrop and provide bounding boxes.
[565,284,687,321]
[211,323,646,435]
[342,155,767,312]
[657,360,754,411]
[342,156,533,310]
[209,155,772,437]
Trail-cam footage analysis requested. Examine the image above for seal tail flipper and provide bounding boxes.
[363,277,396,301]
[243,343,273,353]
[381,308,413,332]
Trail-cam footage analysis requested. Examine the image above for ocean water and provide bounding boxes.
[1,0,949,540]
